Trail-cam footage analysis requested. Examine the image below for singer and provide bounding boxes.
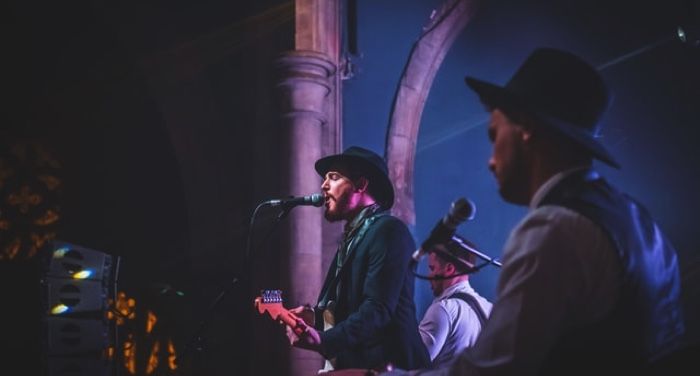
[284,146,429,372]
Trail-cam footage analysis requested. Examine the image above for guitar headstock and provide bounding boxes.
[254,289,286,318]
[253,289,309,335]
[259,289,283,304]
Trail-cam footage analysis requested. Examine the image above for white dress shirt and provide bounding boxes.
[419,280,492,368]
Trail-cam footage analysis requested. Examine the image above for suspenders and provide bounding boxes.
[445,292,488,326]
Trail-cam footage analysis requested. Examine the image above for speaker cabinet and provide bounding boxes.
[40,241,119,376]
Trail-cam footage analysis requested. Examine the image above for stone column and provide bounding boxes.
[277,1,341,375]
[276,50,336,376]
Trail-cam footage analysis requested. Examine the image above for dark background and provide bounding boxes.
[2,0,699,375]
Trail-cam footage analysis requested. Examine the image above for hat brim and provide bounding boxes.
[315,154,395,209]
[465,76,620,169]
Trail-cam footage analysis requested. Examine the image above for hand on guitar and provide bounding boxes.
[285,308,322,351]
[255,290,323,352]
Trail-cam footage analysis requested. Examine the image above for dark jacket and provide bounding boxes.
[538,169,685,375]
[316,213,430,370]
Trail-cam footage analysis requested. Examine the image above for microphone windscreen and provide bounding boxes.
[447,198,476,227]
[309,193,324,207]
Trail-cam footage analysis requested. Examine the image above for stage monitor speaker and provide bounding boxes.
[44,278,108,316]
[45,241,113,282]
[40,240,119,376]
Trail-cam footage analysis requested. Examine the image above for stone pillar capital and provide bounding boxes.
[276,51,336,121]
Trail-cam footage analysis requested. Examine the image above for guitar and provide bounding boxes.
[254,289,309,336]
[256,290,385,374]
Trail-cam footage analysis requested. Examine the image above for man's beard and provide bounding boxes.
[324,193,351,222]
[498,145,530,205]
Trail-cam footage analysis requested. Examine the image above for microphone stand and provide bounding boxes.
[451,234,502,268]
[176,277,239,371]
[176,200,293,373]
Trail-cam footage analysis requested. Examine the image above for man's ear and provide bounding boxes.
[515,112,537,144]
[520,125,534,143]
[445,262,457,276]
[355,176,369,193]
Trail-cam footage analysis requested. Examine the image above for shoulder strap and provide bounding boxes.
[445,292,488,326]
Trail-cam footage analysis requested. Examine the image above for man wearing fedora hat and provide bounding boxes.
[387,48,685,376]
[418,240,492,369]
[287,146,430,372]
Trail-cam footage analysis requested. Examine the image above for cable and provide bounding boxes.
[245,201,268,265]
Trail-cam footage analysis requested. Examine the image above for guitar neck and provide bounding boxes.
[275,309,300,328]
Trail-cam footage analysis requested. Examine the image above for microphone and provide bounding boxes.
[412,197,475,261]
[264,193,324,208]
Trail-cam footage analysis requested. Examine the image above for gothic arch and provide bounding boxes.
[386,0,479,225]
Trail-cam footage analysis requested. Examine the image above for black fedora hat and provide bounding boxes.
[465,47,620,168]
[315,146,395,209]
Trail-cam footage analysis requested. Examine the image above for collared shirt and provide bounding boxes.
[419,280,492,368]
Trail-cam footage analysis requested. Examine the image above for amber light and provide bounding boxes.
[1,142,62,260]
[109,291,178,374]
